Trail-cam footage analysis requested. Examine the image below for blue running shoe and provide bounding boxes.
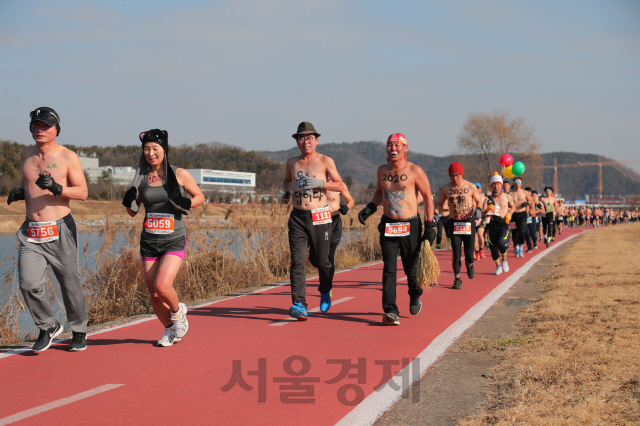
[320,291,332,313]
[289,302,308,321]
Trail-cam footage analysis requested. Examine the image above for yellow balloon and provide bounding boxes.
[503,165,514,178]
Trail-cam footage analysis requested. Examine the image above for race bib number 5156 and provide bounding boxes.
[27,221,59,243]
[145,213,175,234]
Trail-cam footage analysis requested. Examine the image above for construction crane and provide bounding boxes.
[540,157,640,196]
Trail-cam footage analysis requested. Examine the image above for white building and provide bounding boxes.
[78,152,136,184]
[186,169,256,194]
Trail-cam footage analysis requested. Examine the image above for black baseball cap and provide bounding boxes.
[30,107,60,127]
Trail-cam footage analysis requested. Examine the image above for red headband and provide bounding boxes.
[387,133,408,146]
[448,162,464,176]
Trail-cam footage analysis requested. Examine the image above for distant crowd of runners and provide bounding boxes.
[8,107,639,352]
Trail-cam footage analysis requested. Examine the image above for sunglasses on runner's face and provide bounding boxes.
[30,110,59,122]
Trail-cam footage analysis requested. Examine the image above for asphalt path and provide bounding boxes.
[0,227,585,425]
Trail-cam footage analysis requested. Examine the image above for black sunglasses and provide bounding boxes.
[30,109,59,122]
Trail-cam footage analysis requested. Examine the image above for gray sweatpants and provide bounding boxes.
[17,214,88,333]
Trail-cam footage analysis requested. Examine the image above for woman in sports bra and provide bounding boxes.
[122,129,204,347]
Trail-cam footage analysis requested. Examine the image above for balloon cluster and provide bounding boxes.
[499,154,525,178]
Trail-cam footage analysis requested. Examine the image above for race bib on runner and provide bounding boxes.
[527,216,532,224]
[311,206,332,225]
[558,216,564,220]
[475,219,482,227]
[385,222,410,237]
[27,221,59,243]
[453,222,472,235]
[145,213,175,234]
[487,205,501,216]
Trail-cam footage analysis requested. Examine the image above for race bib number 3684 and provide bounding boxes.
[385,222,410,237]
[145,213,175,234]
[27,221,59,243]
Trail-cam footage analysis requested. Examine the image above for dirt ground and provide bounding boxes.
[376,223,640,425]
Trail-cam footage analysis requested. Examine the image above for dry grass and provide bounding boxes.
[0,203,384,344]
[459,223,640,425]
[416,241,441,289]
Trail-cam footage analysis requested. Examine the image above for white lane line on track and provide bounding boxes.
[335,234,581,426]
[0,384,124,426]
[270,297,356,326]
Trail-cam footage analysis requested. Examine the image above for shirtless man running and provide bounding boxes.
[282,122,344,319]
[358,133,435,325]
[8,107,89,352]
[474,183,486,260]
[509,177,535,258]
[310,176,355,277]
[484,174,516,275]
[434,194,450,249]
[539,187,557,247]
[436,162,483,289]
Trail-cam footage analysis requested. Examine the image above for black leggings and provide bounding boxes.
[447,219,476,276]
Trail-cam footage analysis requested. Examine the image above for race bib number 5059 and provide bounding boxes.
[145,213,175,234]
[27,221,59,243]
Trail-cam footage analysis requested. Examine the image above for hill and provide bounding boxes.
[263,142,640,200]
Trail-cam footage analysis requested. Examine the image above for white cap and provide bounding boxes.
[491,174,503,184]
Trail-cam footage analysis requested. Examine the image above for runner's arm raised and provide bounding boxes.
[281,158,295,203]
[323,156,344,193]
[341,185,355,210]
[414,165,434,221]
[62,152,88,201]
[177,168,205,209]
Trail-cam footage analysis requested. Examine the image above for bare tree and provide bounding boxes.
[457,111,542,188]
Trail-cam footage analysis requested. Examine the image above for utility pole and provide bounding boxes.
[598,156,603,197]
[553,158,558,195]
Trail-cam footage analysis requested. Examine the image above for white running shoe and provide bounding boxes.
[502,260,510,273]
[171,303,189,341]
[493,265,503,275]
[157,327,176,347]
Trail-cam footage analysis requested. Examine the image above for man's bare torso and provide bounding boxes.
[486,192,512,220]
[22,145,73,221]
[379,162,419,219]
[510,188,530,213]
[441,180,476,220]
[289,155,329,210]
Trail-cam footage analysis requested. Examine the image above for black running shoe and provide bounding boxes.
[453,277,462,289]
[32,321,63,353]
[467,264,475,279]
[382,313,400,325]
[70,332,87,351]
[409,297,422,315]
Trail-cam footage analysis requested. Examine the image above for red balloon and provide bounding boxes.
[499,154,513,168]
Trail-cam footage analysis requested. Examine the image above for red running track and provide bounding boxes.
[0,227,586,425]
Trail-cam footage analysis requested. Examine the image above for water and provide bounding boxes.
[0,225,363,338]
[0,230,131,337]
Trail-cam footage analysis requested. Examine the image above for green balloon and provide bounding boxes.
[512,161,525,176]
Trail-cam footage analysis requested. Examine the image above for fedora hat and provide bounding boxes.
[292,122,321,139]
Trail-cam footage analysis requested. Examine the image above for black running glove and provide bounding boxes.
[423,219,437,244]
[358,202,377,225]
[35,173,63,196]
[339,204,349,215]
[7,188,25,205]
[122,187,137,208]
[169,196,191,215]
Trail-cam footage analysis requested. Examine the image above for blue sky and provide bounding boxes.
[2,0,639,172]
